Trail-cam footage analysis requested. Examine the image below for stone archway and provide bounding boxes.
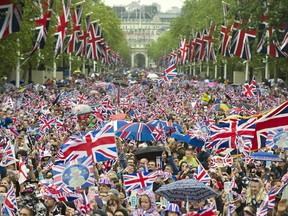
[134,53,145,68]
[131,50,149,68]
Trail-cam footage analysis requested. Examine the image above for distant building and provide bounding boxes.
[111,2,181,68]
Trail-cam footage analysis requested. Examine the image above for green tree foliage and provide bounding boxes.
[148,0,287,80]
[0,0,130,78]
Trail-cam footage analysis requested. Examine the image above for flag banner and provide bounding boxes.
[53,156,94,189]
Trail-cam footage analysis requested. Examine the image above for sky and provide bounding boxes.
[103,0,184,12]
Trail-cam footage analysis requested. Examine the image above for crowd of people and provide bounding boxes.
[0,72,287,216]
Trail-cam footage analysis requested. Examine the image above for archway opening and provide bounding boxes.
[134,53,145,68]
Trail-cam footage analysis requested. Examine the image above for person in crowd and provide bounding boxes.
[133,190,159,216]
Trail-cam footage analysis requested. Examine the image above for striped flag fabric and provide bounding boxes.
[123,171,157,192]
[193,163,211,185]
[1,184,17,216]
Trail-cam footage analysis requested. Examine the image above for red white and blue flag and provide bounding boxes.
[160,60,178,83]
[0,0,22,41]
[230,20,257,60]
[1,184,17,216]
[193,163,211,185]
[27,0,53,55]
[209,118,256,150]
[58,124,117,162]
[53,156,95,189]
[0,142,16,167]
[123,171,157,192]
[252,101,288,150]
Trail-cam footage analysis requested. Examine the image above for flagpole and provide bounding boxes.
[93,60,96,72]
[206,62,209,78]
[82,57,86,75]
[193,62,196,76]
[16,39,20,88]
[245,61,249,81]
[214,62,217,79]
[69,53,72,77]
[223,60,227,79]
[189,64,192,75]
[264,55,269,79]
[53,60,57,79]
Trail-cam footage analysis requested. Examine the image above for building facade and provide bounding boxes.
[112,2,181,68]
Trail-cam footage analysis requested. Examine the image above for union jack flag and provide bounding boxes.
[0,142,16,167]
[123,171,157,192]
[152,123,165,142]
[54,0,71,56]
[195,32,205,61]
[27,0,53,55]
[209,118,256,150]
[79,191,91,214]
[1,184,17,216]
[219,25,232,57]
[87,21,102,61]
[66,2,83,53]
[179,37,187,65]
[257,16,287,57]
[0,0,22,41]
[103,159,117,174]
[280,22,287,55]
[230,20,257,60]
[268,182,287,210]
[58,124,117,162]
[38,116,55,133]
[242,76,257,98]
[41,182,80,202]
[193,163,211,185]
[160,60,178,83]
[252,101,288,150]
[187,201,217,216]
[75,13,91,57]
[203,24,217,62]
[53,156,95,189]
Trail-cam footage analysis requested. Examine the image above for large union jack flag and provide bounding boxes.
[1,184,17,216]
[257,16,287,57]
[87,21,102,61]
[54,0,71,56]
[58,124,117,162]
[252,101,288,150]
[66,2,83,53]
[123,171,157,192]
[27,0,53,55]
[230,20,257,60]
[209,118,256,150]
[219,25,232,57]
[0,0,22,41]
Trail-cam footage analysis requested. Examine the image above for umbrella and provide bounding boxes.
[234,103,254,110]
[212,103,231,112]
[116,122,156,141]
[103,120,130,133]
[147,73,159,79]
[73,69,81,74]
[206,82,218,88]
[134,146,166,161]
[148,120,183,133]
[110,113,126,120]
[72,104,92,115]
[156,178,217,203]
[250,152,283,162]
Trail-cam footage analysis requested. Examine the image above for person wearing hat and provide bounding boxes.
[161,203,182,216]
[98,177,112,193]
[68,166,86,188]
